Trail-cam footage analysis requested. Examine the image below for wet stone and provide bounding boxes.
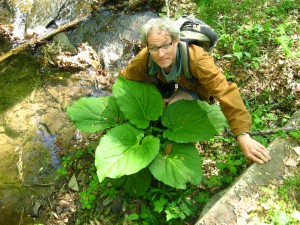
[111,196,123,214]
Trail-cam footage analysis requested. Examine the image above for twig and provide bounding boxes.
[0,15,90,63]
[226,126,300,138]
[23,183,56,187]
[249,126,300,136]
[18,207,24,225]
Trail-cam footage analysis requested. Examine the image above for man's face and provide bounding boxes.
[147,28,178,72]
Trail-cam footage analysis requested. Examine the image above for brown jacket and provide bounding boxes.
[120,45,251,137]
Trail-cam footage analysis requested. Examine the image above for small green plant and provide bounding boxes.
[130,204,160,224]
[79,173,99,209]
[165,201,193,221]
[247,103,278,130]
[220,21,274,69]
[272,19,300,57]
[250,169,300,224]
[265,0,300,17]
[200,143,248,189]
[216,158,244,183]
[67,76,227,196]
[57,155,72,175]
[134,184,200,223]
[289,130,300,142]
[150,191,196,222]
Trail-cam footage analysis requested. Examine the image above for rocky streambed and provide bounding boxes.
[0,0,199,223]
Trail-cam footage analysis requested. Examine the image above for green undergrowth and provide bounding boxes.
[197,0,300,70]
[54,0,300,224]
[56,129,299,224]
[56,136,250,224]
[196,0,299,133]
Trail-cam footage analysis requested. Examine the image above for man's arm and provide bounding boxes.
[189,46,270,164]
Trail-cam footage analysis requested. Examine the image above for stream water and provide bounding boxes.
[0,0,158,224]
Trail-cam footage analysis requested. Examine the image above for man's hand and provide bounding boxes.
[236,133,271,164]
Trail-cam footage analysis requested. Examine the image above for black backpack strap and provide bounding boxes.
[178,41,198,82]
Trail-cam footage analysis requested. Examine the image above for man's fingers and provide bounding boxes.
[250,154,265,164]
[256,147,271,160]
[238,136,271,164]
[252,149,270,163]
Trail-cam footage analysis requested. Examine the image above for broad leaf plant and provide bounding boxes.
[67,76,227,196]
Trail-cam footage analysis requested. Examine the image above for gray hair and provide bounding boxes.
[140,17,180,45]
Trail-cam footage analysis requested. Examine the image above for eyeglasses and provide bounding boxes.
[148,42,173,54]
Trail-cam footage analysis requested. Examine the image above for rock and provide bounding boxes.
[102,196,114,206]
[29,197,43,217]
[68,174,79,192]
[42,42,100,69]
[111,196,123,214]
[56,205,63,214]
[52,33,77,54]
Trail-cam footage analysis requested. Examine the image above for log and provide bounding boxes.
[0,15,89,63]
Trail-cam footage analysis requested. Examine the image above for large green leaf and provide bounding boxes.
[149,141,202,189]
[66,96,125,133]
[95,123,160,182]
[111,168,152,197]
[162,100,227,142]
[113,76,164,129]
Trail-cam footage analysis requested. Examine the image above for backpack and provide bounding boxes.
[148,16,218,81]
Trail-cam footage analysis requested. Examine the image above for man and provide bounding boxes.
[120,17,270,164]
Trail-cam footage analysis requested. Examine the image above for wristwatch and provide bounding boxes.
[235,132,250,139]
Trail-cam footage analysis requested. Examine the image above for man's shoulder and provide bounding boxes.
[136,47,149,58]
[188,44,207,55]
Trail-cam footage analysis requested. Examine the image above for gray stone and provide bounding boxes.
[68,174,79,192]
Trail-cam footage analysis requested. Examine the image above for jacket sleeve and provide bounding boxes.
[189,45,252,137]
[120,47,149,81]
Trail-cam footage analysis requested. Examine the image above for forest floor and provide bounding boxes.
[43,27,299,225]
[42,2,300,225]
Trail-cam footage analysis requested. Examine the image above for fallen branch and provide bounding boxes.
[249,126,300,136]
[18,207,24,225]
[0,15,90,63]
[226,126,300,138]
[23,183,56,187]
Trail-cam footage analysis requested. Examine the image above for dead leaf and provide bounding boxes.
[164,143,172,156]
[293,146,300,156]
[283,156,299,167]
[68,174,79,192]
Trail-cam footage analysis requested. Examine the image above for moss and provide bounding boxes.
[0,52,42,113]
